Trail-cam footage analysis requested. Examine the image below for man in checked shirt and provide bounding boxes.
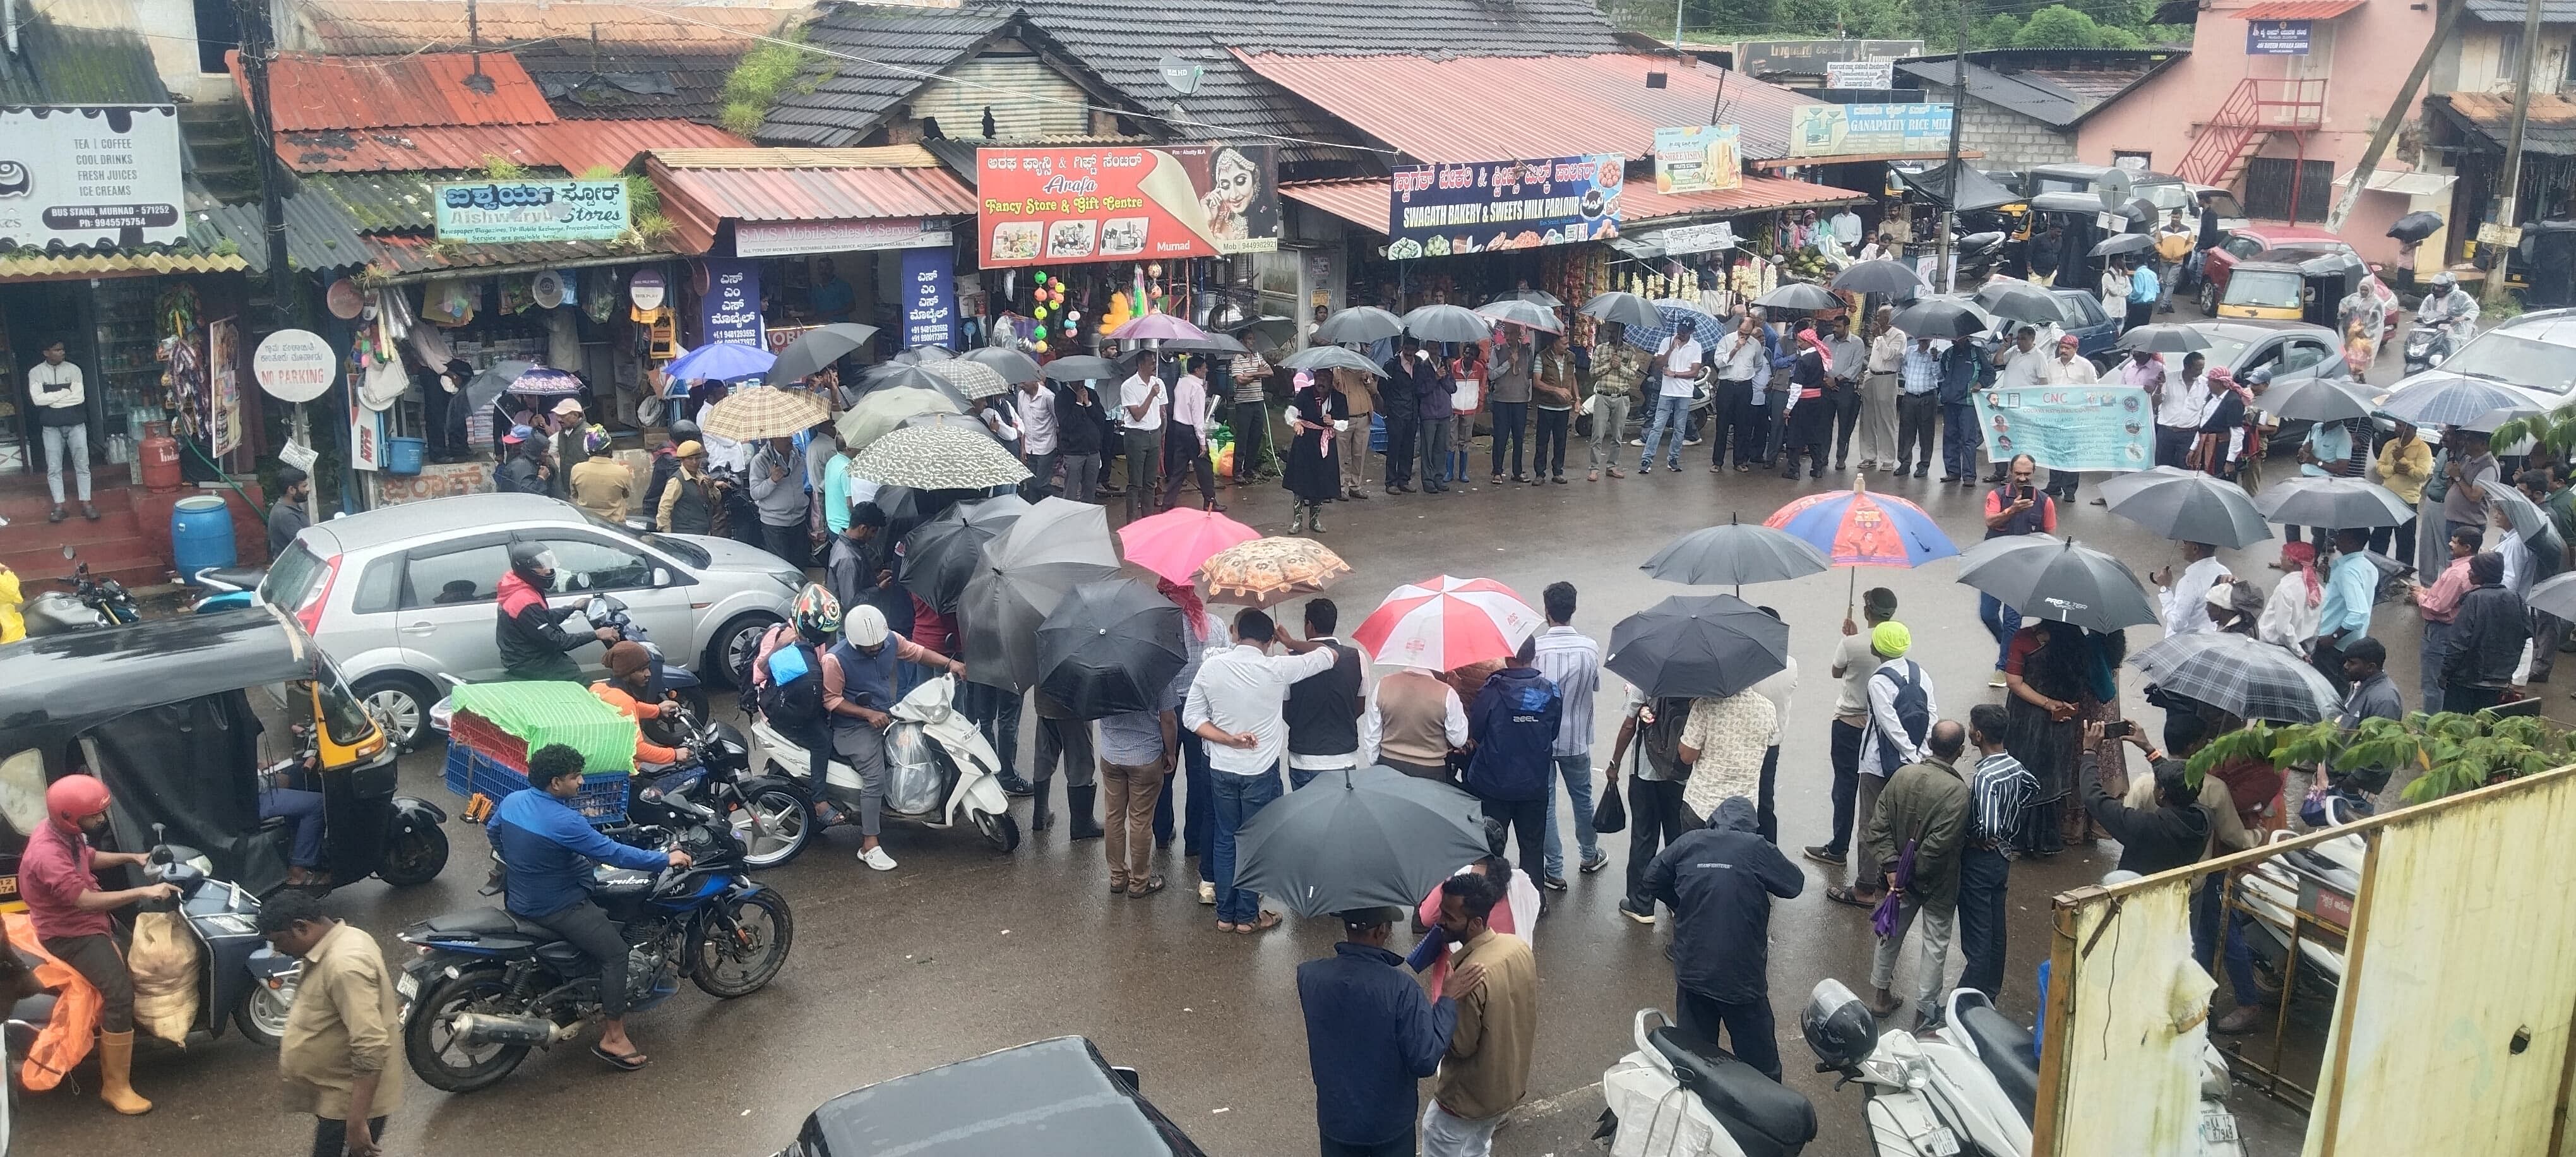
[1957,703,2036,1000]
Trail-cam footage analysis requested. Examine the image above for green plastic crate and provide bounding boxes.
[447,680,639,774]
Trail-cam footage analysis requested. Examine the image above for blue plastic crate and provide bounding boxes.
[444,741,627,824]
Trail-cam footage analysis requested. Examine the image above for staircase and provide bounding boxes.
[0,474,173,592]
[2177,78,2327,188]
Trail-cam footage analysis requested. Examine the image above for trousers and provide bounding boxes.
[1479,795,1546,884]
[1059,453,1100,503]
[1676,985,1782,1082]
[1123,428,1162,519]
[261,786,328,867]
[1034,716,1096,788]
[1532,407,1570,477]
[1382,413,1418,486]
[526,899,631,1017]
[40,421,92,505]
[1419,416,1453,487]
[829,722,889,836]
[1710,379,1760,469]
[42,933,134,1032]
[1488,400,1527,476]
[1622,776,1693,909]
[1894,392,1938,469]
[1321,1132,1413,1157]
[1588,393,1630,467]
[1211,769,1282,924]
[310,1116,392,1157]
[1826,719,1863,853]
[1978,592,2022,671]
[1851,772,1890,891]
[1420,1101,1505,1157]
[1956,845,2012,998]
[1869,899,1956,1024]
[1541,752,1599,878]
[1857,373,1900,466]
[1100,760,1165,886]
[1941,401,1980,479]
[1233,399,1270,479]
[1830,380,1864,464]
[1162,423,1215,507]
[1639,392,1691,468]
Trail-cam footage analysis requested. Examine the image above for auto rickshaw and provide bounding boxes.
[2214,249,2368,327]
[2013,191,2154,287]
[0,608,449,904]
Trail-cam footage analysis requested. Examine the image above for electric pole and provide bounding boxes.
[1936,0,1967,292]
[2325,0,2466,232]
[231,0,292,328]
[2486,0,2546,304]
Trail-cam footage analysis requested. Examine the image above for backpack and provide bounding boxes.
[1872,662,1931,770]
[759,641,828,726]
[1637,695,1696,779]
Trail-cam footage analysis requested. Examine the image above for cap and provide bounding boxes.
[604,641,652,680]
[1337,906,1404,928]
[552,398,585,416]
[1870,620,1912,658]
[674,440,705,458]
[504,424,533,443]
[846,604,889,647]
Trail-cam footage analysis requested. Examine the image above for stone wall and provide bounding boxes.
[1919,81,2080,172]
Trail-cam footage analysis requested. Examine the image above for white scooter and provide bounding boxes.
[749,674,1020,854]
[1804,978,1984,1156]
[1914,987,2244,1157]
[1599,1007,1818,1156]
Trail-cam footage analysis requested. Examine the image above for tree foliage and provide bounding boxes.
[2187,710,2573,805]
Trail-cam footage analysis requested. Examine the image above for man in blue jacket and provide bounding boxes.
[1297,908,1484,1155]
[1936,337,1987,484]
[1643,796,1804,1080]
[488,744,689,1070]
[1465,637,1563,885]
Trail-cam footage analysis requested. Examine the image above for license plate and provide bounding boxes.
[396,973,419,1000]
[2201,1107,2241,1145]
[1918,1124,1961,1156]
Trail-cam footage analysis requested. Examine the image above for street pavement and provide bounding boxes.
[25,315,2523,1156]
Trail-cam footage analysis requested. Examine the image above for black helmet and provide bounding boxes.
[1801,978,1881,1070]
[507,541,557,586]
[667,419,701,447]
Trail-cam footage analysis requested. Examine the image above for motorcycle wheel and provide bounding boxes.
[726,780,813,868]
[690,890,794,998]
[974,808,1022,853]
[674,685,711,727]
[404,970,528,1093]
[234,973,297,1047]
[377,821,450,887]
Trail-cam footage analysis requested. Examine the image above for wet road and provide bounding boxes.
[26,325,2523,1156]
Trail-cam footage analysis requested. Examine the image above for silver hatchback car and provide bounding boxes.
[259,492,804,750]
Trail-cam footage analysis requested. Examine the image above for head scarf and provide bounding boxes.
[1157,577,1212,642]
[1797,326,1834,373]
[2279,541,2323,606]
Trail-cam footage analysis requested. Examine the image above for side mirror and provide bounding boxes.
[653,568,672,588]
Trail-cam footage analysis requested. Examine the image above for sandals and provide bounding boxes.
[1587,469,1601,482]
[592,1044,649,1071]
[1825,886,1879,909]
[1231,911,1283,934]
[1127,875,1166,897]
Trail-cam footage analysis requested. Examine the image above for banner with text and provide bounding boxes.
[1385,155,1625,260]
[1653,126,1743,195]
[901,246,958,351]
[1787,103,1953,158]
[2245,19,2310,54]
[976,144,1277,268]
[1972,385,2154,472]
[0,105,185,248]
[696,258,763,347]
[433,179,630,244]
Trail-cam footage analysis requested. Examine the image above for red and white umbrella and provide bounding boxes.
[1351,575,1542,671]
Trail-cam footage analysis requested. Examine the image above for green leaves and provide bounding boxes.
[2179,709,2564,806]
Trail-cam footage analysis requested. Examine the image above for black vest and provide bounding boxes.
[1284,642,1364,756]
[667,475,713,534]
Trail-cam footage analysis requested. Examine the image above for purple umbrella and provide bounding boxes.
[1108,313,1209,342]
[507,364,583,397]
[1872,840,1919,938]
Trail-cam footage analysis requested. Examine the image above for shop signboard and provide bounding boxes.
[698,258,763,347]
[432,179,630,244]
[1787,103,1953,159]
[252,329,337,404]
[2246,20,2310,55]
[208,317,241,459]
[629,267,668,310]
[1384,155,1625,260]
[1653,221,1738,256]
[1652,126,1743,195]
[901,246,958,350]
[1827,60,1895,89]
[1732,39,1922,80]
[975,143,1279,268]
[735,217,954,258]
[0,105,185,248]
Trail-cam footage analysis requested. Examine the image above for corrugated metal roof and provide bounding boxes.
[0,249,249,280]
[296,171,445,232]
[362,231,676,277]
[242,51,559,131]
[293,1,786,53]
[273,120,746,174]
[1280,179,1389,232]
[760,6,1018,147]
[1233,51,1813,164]
[2431,93,2576,155]
[191,185,376,273]
[1282,174,1864,235]
[647,150,979,254]
[2465,0,2576,22]
[517,42,748,124]
[0,11,168,104]
[2231,0,2363,18]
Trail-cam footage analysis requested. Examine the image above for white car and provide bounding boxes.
[260,493,802,750]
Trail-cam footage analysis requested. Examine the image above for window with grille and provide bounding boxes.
[2243,159,2335,223]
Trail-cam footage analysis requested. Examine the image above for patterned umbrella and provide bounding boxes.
[924,358,1013,400]
[698,385,831,441]
[835,383,966,451]
[1763,479,1959,567]
[1198,536,1351,607]
[1118,507,1260,584]
[1619,299,1723,351]
[1110,313,1210,342]
[2128,632,2340,723]
[960,345,1043,384]
[1351,575,1542,671]
[507,364,584,397]
[662,342,775,383]
[2378,372,2533,428]
[848,424,1030,490]
[1474,298,1563,333]
[1578,291,1661,330]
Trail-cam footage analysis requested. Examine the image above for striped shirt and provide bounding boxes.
[1530,625,1601,757]
[1900,345,1943,395]
[1969,750,2037,854]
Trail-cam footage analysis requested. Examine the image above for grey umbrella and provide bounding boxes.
[834,381,968,451]
[1279,345,1390,378]
[1753,282,1842,315]
[2253,376,2378,423]
[1889,297,1989,340]
[1403,304,1493,344]
[1604,594,1790,699]
[462,359,535,416]
[901,493,1030,614]
[2117,324,2213,354]
[768,323,880,385]
[1974,280,2061,325]
[1313,306,1405,345]
[1580,291,1662,329]
[2128,632,2340,723]
[1640,514,1830,592]
[859,361,961,393]
[2089,232,2156,258]
[2378,372,2531,428]
[960,345,1043,385]
[1231,766,1493,918]
[2254,476,2414,529]
[2097,466,2274,549]
[2479,478,2551,538]
[1475,298,1563,333]
[2464,403,2543,434]
[891,345,957,364]
[1040,355,1124,383]
[1164,332,1251,356]
[957,498,1120,693]
[2529,572,2576,621]
[1517,288,1565,307]
[1034,578,1190,721]
[1954,534,2160,632]
[1830,259,1928,296]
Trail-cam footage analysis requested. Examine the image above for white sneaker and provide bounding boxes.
[857,845,898,872]
[1198,880,1216,904]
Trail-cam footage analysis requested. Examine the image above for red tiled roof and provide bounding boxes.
[645,147,982,255]
[240,51,558,131]
[1234,51,1815,163]
[275,120,746,174]
[2231,0,2363,18]
[1281,174,1863,234]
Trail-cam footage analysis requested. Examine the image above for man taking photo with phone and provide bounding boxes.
[1979,455,2054,686]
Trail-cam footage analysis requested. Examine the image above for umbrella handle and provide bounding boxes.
[1846,566,1857,618]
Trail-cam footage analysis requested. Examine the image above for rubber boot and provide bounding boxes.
[1066,784,1104,841]
[1308,505,1325,534]
[1288,504,1308,534]
[98,1029,153,1115]
[1030,776,1054,832]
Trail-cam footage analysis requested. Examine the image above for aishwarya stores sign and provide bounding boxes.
[976,144,1279,268]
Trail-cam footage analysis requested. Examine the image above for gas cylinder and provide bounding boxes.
[140,420,182,492]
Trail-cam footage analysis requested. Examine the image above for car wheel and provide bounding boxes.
[2201,284,2217,315]
[703,613,781,690]
[353,673,435,753]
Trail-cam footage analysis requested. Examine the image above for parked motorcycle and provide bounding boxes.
[1597,1007,1817,1156]
[631,714,815,869]
[748,673,1019,853]
[21,546,140,635]
[189,565,266,614]
[395,808,792,1093]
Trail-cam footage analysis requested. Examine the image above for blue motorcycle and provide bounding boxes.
[189,565,266,614]
[392,805,792,1093]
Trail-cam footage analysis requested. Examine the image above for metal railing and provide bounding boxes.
[2177,78,2329,185]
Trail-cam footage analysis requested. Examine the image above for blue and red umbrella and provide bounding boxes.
[1763,481,1958,568]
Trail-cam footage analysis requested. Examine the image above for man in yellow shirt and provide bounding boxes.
[568,426,633,522]
[260,892,402,1157]
[2370,419,2435,573]
[2154,210,2197,315]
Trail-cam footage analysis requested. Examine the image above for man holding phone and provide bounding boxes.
[1979,455,2054,686]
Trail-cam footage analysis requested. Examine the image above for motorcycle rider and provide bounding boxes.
[592,641,692,769]
[758,585,844,791]
[2418,271,2481,356]
[20,774,179,1114]
[487,744,692,1071]
[821,604,966,871]
[496,541,617,681]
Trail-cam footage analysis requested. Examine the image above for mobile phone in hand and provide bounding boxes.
[2019,484,2037,502]
[2106,720,2135,738]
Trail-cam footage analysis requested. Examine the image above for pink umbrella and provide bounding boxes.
[1109,313,1210,342]
[1351,575,1543,671]
[1116,507,1258,584]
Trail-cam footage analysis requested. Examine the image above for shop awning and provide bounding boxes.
[2431,93,2576,155]
[0,248,251,282]
[361,233,678,283]
[2231,0,2362,18]
[276,120,749,175]
[1891,161,2021,213]
[1280,179,1391,234]
[646,147,981,255]
[1282,174,1863,237]
[1749,151,1981,170]
[2332,166,2457,198]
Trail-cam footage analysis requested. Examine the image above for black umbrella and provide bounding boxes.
[1034,578,1190,720]
[1403,304,1493,344]
[462,359,535,416]
[960,345,1044,385]
[899,495,1031,602]
[2089,232,2156,258]
[2096,467,2273,549]
[2388,210,2445,244]
[1953,534,2159,632]
[2116,323,2213,354]
[1164,332,1250,356]
[1579,291,1662,329]
[1604,594,1789,699]
[1040,355,1124,383]
[1231,766,1493,918]
[769,323,880,385]
[1640,513,1830,592]
[2253,476,2414,529]
[957,498,1120,692]
[1830,259,1928,296]
[859,361,963,395]
[2251,375,2377,423]
[1890,297,1988,340]
[1753,282,1842,314]
[1974,280,2061,325]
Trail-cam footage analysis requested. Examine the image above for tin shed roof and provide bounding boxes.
[646,147,979,254]
[1280,174,1861,235]
[244,51,559,131]
[273,119,747,174]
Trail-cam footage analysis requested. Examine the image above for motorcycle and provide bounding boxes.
[189,565,266,614]
[2234,794,2365,993]
[748,673,1020,853]
[21,546,139,635]
[631,713,816,869]
[1597,1007,1818,1156]
[2403,319,2468,375]
[394,806,792,1094]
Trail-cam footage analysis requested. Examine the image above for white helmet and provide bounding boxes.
[846,604,889,648]
[2430,271,2457,293]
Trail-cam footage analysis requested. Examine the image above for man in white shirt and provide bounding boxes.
[1859,310,1907,472]
[2153,541,2233,636]
[1833,621,1934,908]
[2036,335,2102,501]
[1119,352,1167,520]
[1638,318,1704,474]
[2154,352,2210,468]
[1017,378,1059,498]
[1161,355,1220,512]
[1830,207,1864,248]
[1184,607,1342,933]
[1705,316,1766,474]
[1992,326,2051,391]
[29,339,95,522]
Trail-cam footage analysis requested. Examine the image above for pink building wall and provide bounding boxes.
[2075,0,2443,266]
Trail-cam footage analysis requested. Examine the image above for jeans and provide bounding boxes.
[1623,776,1692,909]
[40,421,92,505]
[1123,428,1162,519]
[1420,1101,1505,1157]
[1061,453,1100,503]
[1711,378,1759,468]
[1831,380,1864,464]
[311,1116,392,1157]
[2419,620,2453,710]
[1895,392,1938,469]
[1825,719,1863,853]
[2223,906,2265,1007]
[1100,760,1165,886]
[1957,845,2012,998]
[1532,407,1570,477]
[1588,393,1630,467]
[2154,426,2195,469]
[960,681,1023,779]
[1541,752,1599,878]
[1211,769,1282,924]
[1322,1134,1414,1157]
[1978,592,2021,671]
[1638,393,1691,467]
[1676,985,1782,1082]
[1488,399,1527,476]
[1419,416,1453,488]
[260,786,328,868]
[1941,401,1979,479]
[1479,795,1546,884]
[1869,899,1957,1024]
[1383,414,1418,487]
[527,899,631,1016]
[1851,772,1890,891]
[1232,399,1269,479]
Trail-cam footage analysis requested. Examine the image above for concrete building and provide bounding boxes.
[1895,49,2187,172]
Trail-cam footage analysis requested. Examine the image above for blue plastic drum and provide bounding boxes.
[172,495,237,584]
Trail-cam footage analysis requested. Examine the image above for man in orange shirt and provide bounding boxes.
[591,642,691,767]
